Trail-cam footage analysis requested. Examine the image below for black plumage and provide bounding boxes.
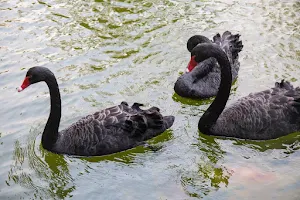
[18,67,175,156]
[194,43,300,140]
[174,31,243,99]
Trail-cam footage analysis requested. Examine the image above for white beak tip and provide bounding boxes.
[17,87,23,92]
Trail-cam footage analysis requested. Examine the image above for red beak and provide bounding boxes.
[18,76,30,92]
[186,55,197,73]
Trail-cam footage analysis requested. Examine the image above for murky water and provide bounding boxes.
[0,0,300,199]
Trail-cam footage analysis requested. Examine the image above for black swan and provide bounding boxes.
[194,43,300,140]
[18,67,175,156]
[174,31,243,99]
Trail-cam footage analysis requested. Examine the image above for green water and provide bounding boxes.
[0,0,300,199]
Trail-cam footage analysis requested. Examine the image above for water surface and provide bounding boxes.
[0,0,300,199]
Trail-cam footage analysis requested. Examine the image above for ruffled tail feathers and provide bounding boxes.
[275,79,294,90]
[121,102,175,136]
[131,102,144,111]
[213,31,243,60]
[142,108,175,130]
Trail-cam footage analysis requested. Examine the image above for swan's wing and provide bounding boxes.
[214,80,300,140]
[174,58,219,98]
[62,102,155,137]
[55,102,173,155]
[189,58,216,79]
[96,102,164,136]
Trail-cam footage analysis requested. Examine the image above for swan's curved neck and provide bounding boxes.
[198,46,232,134]
[42,74,61,150]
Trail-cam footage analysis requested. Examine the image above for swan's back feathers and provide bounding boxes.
[212,80,300,140]
[213,31,243,62]
[54,102,174,156]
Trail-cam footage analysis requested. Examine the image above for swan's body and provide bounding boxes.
[193,43,300,140]
[18,67,174,156]
[211,81,300,139]
[174,31,243,99]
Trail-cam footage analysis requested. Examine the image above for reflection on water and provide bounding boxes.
[6,127,75,199]
[181,134,231,198]
[81,129,173,163]
[172,93,214,106]
[181,131,300,198]
[0,0,300,199]
[232,131,300,153]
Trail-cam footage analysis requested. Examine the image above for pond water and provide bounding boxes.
[0,0,300,199]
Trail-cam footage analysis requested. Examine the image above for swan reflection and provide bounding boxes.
[7,127,75,199]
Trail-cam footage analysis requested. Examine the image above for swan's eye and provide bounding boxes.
[29,75,35,81]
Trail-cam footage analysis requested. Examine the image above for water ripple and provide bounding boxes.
[0,0,300,199]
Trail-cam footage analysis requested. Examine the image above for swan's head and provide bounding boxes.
[187,35,211,52]
[18,66,54,92]
[186,35,212,73]
[186,43,221,73]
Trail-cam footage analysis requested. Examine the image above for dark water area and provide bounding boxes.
[0,0,299,199]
